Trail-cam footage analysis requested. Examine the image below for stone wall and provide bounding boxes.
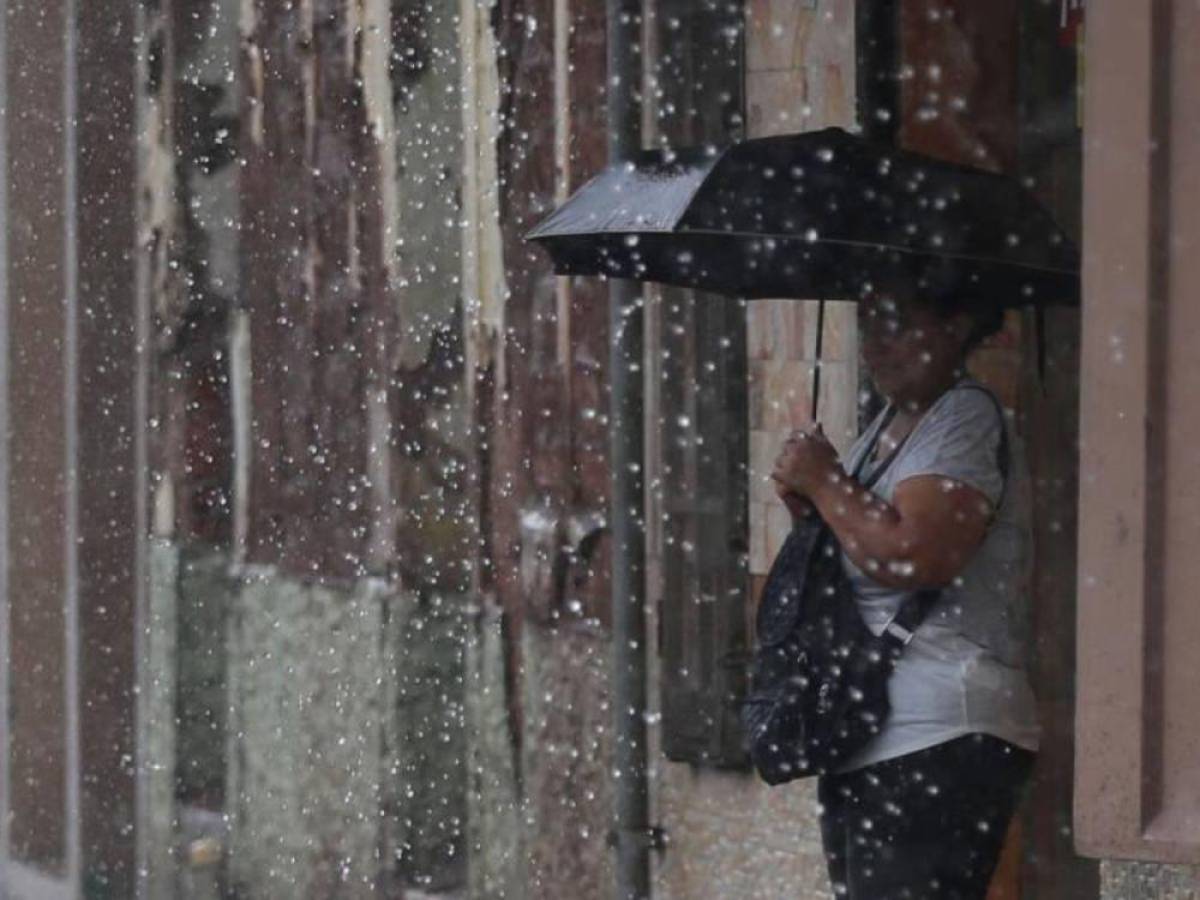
[384,592,471,892]
[1101,861,1199,900]
[519,625,615,900]
[652,768,831,900]
[221,567,471,899]
[224,571,391,899]
[463,602,527,899]
[143,541,181,898]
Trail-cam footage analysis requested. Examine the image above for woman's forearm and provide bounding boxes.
[806,468,927,590]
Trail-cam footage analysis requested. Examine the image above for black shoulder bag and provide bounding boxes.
[740,387,1009,785]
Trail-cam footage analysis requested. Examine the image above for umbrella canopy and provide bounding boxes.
[527,127,1079,306]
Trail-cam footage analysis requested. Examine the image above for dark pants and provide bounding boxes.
[817,734,1035,900]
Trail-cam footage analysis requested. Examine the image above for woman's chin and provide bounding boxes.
[868,373,902,400]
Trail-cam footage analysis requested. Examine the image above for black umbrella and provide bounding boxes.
[527,126,1079,306]
[527,126,1078,415]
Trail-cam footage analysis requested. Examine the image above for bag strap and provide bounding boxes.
[880,383,1011,649]
[850,405,912,490]
[958,384,1011,515]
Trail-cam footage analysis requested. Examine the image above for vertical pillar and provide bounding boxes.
[1,0,141,895]
[76,0,141,891]
[5,0,71,879]
[607,1,649,897]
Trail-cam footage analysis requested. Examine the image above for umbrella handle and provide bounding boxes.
[810,298,826,421]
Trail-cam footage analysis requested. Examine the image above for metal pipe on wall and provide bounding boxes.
[606,0,650,897]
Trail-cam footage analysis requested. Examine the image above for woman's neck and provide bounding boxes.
[892,367,966,419]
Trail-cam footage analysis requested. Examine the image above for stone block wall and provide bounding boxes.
[463,603,526,900]
[1101,861,1200,900]
[384,592,471,892]
[223,571,392,899]
[460,611,617,900]
[653,767,832,900]
[219,568,470,899]
[519,625,615,900]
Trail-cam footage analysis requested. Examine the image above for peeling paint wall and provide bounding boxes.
[455,1,620,898]
[391,1,465,371]
[132,0,480,895]
[137,0,243,892]
[459,0,509,374]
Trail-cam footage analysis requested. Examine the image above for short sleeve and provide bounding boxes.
[891,387,1005,507]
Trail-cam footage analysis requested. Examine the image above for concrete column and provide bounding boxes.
[1,0,142,896]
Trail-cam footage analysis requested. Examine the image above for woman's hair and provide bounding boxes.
[872,256,1006,353]
[915,259,1006,351]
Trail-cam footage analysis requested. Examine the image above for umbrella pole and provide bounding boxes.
[606,1,651,899]
[811,298,826,421]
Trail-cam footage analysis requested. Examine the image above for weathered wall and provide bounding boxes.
[457,0,617,897]
[144,541,473,900]
[454,2,859,897]
[136,0,242,881]
[175,548,232,814]
[132,0,479,895]
[462,614,616,900]
[173,547,233,898]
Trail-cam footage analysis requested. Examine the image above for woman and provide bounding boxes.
[771,285,1039,900]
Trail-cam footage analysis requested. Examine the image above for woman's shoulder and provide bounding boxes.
[892,380,1009,503]
[926,380,1006,434]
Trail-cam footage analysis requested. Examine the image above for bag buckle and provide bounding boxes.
[883,617,916,646]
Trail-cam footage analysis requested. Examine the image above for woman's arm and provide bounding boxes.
[805,469,992,590]
[772,426,993,590]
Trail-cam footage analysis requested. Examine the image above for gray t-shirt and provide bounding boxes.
[838,380,1041,772]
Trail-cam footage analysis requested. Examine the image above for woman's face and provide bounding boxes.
[859,294,972,407]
